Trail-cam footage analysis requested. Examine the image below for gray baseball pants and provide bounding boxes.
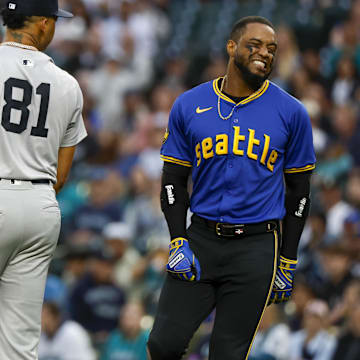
[0,179,60,360]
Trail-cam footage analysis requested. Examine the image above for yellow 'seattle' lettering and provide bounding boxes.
[260,134,270,165]
[194,129,277,172]
[233,126,245,156]
[267,150,278,172]
[202,137,214,159]
[247,129,260,160]
[216,134,228,155]
[195,143,201,166]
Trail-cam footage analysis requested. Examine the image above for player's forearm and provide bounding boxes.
[53,181,64,195]
[160,162,191,239]
[55,146,76,194]
[281,171,312,260]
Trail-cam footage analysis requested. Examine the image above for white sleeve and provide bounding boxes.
[262,324,291,360]
[63,323,97,360]
[61,81,87,147]
[317,335,337,360]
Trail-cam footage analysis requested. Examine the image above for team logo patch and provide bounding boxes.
[162,127,169,144]
[8,3,16,10]
[23,59,34,67]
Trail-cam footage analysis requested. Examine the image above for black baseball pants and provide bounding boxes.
[148,216,279,360]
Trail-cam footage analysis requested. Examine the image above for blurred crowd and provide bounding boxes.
[1,0,360,359]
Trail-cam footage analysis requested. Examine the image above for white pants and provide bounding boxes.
[0,179,60,360]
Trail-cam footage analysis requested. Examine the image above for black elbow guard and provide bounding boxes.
[285,195,310,219]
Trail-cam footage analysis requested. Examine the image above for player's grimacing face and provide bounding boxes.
[232,23,277,87]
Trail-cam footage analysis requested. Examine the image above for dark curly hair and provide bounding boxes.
[1,8,31,29]
[230,16,275,42]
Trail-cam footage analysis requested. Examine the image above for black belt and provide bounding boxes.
[0,178,51,185]
[193,214,278,237]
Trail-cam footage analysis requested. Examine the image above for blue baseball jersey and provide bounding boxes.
[160,78,316,224]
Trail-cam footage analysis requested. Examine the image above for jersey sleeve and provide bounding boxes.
[160,96,192,167]
[284,104,316,173]
[61,81,88,148]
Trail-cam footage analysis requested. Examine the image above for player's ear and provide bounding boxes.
[37,17,48,33]
[227,39,237,58]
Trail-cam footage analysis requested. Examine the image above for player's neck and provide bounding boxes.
[223,65,262,98]
[4,30,40,50]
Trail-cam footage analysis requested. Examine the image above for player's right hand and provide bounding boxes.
[166,237,201,281]
[268,255,297,304]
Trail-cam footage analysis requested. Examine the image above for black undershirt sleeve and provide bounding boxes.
[160,162,191,240]
[281,171,312,260]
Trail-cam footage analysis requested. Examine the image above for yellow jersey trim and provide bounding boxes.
[284,164,315,174]
[213,77,269,105]
[245,230,278,360]
[160,155,192,167]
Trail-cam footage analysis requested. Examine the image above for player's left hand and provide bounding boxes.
[166,237,201,281]
[268,255,297,305]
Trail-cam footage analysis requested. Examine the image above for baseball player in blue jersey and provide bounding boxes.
[147,16,316,360]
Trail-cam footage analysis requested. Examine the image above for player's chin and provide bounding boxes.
[249,65,269,78]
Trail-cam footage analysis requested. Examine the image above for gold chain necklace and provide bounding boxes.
[217,76,240,121]
[1,42,38,51]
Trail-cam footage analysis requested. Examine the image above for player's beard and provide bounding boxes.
[234,55,273,91]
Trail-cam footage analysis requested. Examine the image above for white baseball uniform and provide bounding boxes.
[0,43,87,360]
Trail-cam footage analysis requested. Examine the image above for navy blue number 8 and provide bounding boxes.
[1,78,50,137]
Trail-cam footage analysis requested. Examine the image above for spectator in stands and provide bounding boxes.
[296,212,330,286]
[124,170,169,254]
[331,56,358,106]
[70,167,124,234]
[132,248,168,315]
[102,221,140,291]
[302,98,329,156]
[68,247,126,346]
[323,19,360,78]
[39,302,96,360]
[317,244,355,309]
[62,243,93,289]
[332,302,360,360]
[331,103,360,166]
[302,49,328,87]
[343,212,360,264]
[287,277,316,332]
[137,111,168,181]
[328,279,360,326]
[289,299,337,360]
[100,301,149,360]
[318,180,353,242]
[249,305,291,360]
[272,25,300,89]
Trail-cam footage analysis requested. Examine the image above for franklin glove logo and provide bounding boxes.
[274,275,286,290]
[169,253,185,268]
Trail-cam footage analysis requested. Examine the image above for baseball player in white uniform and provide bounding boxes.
[0,1,87,359]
